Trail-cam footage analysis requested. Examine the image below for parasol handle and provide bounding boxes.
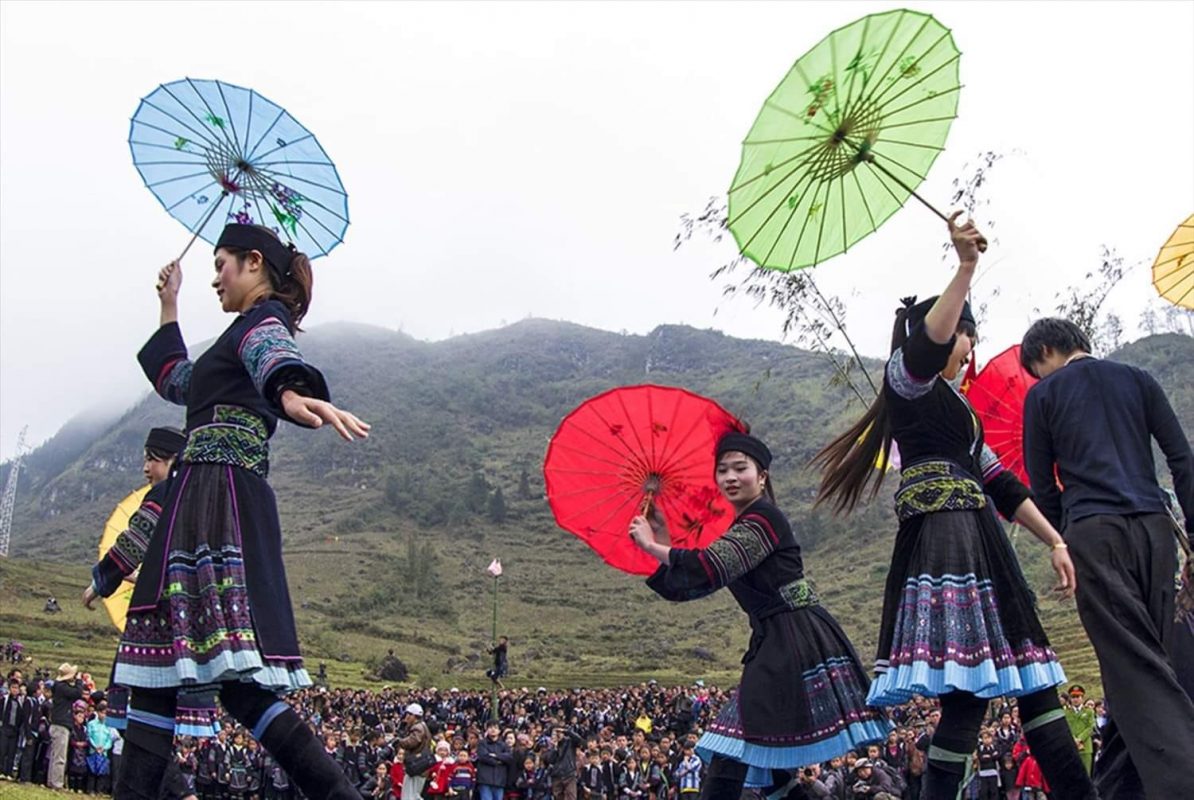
[865,157,988,253]
[638,491,655,518]
[176,191,229,262]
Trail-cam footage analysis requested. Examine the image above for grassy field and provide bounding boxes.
[0,783,69,800]
[1,514,1103,695]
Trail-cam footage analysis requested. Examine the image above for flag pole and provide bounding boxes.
[491,571,499,722]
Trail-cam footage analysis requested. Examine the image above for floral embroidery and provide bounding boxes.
[237,316,303,397]
[156,359,192,406]
[700,514,777,587]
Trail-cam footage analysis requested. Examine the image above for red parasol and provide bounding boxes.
[544,384,744,576]
[965,345,1038,485]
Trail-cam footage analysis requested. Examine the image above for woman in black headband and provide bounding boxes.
[814,214,1094,800]
[629,430,887,800]
[111,224,369,799]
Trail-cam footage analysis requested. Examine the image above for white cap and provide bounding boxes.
[406,703,424,717]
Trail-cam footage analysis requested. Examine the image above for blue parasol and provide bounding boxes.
[129,78,349,260]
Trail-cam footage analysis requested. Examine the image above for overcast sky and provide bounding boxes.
[2,0,1192,459]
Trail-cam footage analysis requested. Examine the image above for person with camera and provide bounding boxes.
[546,723,586,800]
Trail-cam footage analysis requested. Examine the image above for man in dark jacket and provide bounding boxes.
[1021,318,1194,798]
[477,721,514,800]
[48,663,82,789]
[0,677,29,779]
[547,723,585,800]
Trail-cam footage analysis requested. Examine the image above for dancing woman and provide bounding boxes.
[812,213,1094,800]
[629,431,888,800]
[112,224,369,799]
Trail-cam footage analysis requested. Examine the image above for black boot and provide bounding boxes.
[921,756,966,800]
[699,755,748,800]
[1019,690,1097,800]
[258,707,359,800]
[113,739,170,800]
[1023,715,1098,800]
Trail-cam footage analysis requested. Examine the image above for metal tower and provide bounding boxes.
[0,426,29,557]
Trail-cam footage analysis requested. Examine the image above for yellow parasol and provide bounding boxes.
[1152,213,1194,310]
[98,485,151,632]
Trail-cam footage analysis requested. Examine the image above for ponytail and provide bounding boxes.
[269,249,312,333]
[811,302,913,514]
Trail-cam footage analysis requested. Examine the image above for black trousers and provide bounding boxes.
[0,727,19,776]
[1067,513,1194,798]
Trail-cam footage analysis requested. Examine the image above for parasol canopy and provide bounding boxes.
[544,385,743,576]
[1152,213,1194,310]
[966,344,1038,486]
[130,78,349,260]
[98,485,152,632]
[729,8,964,271]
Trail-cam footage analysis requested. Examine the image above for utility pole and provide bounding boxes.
[0,426,30,558]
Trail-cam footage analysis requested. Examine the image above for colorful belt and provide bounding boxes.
[894,459,985,521]
[181,405,270,477]
[777,577,820,610]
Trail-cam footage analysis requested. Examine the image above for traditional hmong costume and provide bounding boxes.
[646,493,889,789]
[869,319,1066,703]
[91,426,186,734]
[112,225,361,800]
[113,297,326,731]
[870,303,1094,800]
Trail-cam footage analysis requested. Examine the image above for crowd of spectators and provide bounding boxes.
[2,641,1110,799]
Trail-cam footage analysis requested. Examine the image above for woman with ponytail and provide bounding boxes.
[813,213,1095,800]
[113,224,369,799]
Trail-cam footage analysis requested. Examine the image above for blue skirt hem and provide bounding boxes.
[867,660,1067,705]
[696,720,891,786]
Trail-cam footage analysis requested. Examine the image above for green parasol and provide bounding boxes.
[729,8,970,272]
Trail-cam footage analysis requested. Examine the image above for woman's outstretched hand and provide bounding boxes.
[82,583,99,610]
[281,391,371,441]
[947,211,985,265]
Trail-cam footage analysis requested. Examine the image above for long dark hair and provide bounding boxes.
[225,225,313,332]
[811,306,913,514]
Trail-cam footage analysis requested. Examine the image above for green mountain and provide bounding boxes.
[1,321,1190,690]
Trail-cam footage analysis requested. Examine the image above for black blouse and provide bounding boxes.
[885,323,1030,519]
[138,299,329,435]
[645,499,817,621]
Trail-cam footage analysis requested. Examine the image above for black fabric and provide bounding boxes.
[216,224,296,279]
[218,681,280,731]
[114,739,170,800]
[1023,357,1194,533]
[256,707,359,800]
[1067,514,1194,798]
[128,462,302,663]
[647,500,881,747]
[901,295,974,338]
[922,692,986,799]
[715,432,772,470]
[985,470,1033,522]
[137,301,329,436]
[145,427,186,457]
[698,755,748,800]
[1016,688,1096,800]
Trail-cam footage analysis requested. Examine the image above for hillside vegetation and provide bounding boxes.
[3,320,1190,691]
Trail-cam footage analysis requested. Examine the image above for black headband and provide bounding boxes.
[145,426,186,456]
[215,224,296,278]
[715,432,772,470]
[900,295,975,334]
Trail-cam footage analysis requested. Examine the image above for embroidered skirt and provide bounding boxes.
[112,410,310,736]
[868,467,1065,704]
[696,603,890,785]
